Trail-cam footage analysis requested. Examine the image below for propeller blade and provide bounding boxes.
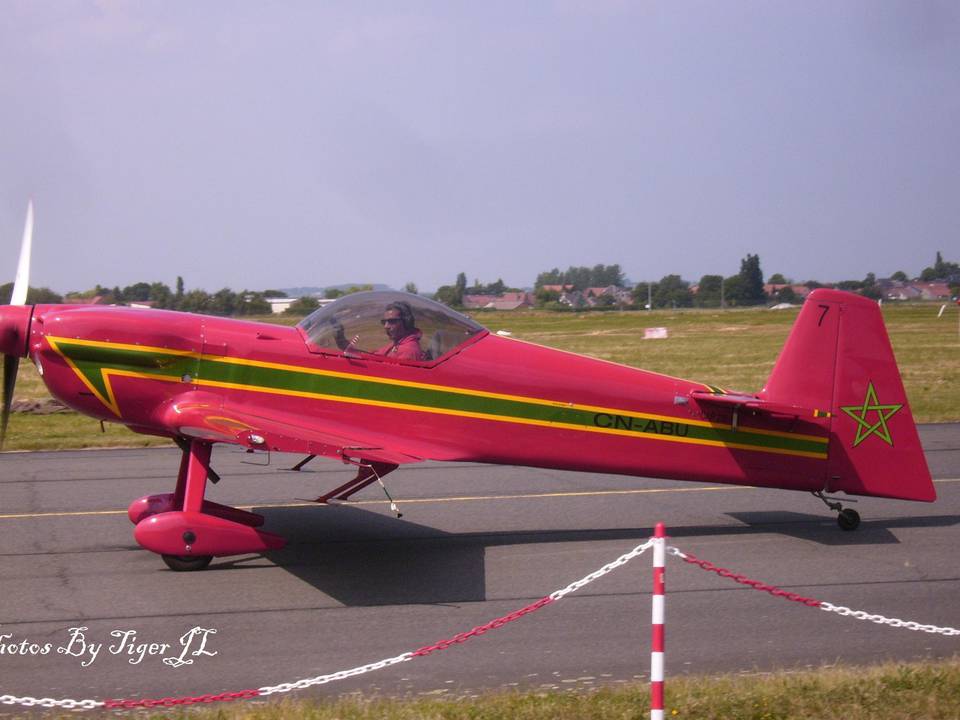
[2,200,34,447]
[1,354,19,448]
[10,200,33,306]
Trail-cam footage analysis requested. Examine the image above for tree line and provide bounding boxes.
[535,264,626,290]
[634,254,772,309]
[432,273,527,307]
[0,277,279,316]
[432,251,959,311]
[2,252,956,317]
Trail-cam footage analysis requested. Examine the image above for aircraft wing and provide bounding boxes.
[156,391,423,466]
[689,389,832,419]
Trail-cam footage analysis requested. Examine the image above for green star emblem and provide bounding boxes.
[840,381,903,448]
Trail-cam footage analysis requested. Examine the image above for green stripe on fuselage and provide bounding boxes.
[52,340,827,458]
[54,341,195,400]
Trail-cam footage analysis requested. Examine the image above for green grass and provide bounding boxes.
[2,412,172,451]
[93,659,959,720]
[4,303,958,451]
[477,303,960,417]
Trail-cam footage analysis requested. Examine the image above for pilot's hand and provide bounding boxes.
[342,334,361,358]
[331,321,350,350]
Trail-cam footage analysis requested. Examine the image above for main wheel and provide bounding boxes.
[162,554,213,572]
[837,508,861,531]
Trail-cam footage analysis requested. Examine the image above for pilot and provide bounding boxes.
[375,301,426,361]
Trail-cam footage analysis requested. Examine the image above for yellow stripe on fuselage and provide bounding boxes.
[44,336,828,456]
[200,347,827,446]
[191,377,827,459]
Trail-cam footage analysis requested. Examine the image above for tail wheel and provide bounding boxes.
[162,554,213,572]
[837,508,861,531]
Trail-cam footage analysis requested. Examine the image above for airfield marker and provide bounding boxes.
[651,522,666,720]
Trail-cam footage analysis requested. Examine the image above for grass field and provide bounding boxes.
[91,659,959,720]
[4,302,958,451]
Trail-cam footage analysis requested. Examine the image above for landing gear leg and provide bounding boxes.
[162,439,215,571]
[812,490,861,531]
[290,454,316,471]
[132,438,286,570]
[315,461,398,502]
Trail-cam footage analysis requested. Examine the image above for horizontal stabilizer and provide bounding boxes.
[690,389,832,419]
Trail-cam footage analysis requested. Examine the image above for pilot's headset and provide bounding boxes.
[386,301,416,332]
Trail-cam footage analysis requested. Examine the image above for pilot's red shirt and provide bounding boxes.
[376,330,425,361]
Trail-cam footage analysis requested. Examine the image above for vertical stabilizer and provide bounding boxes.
[762,289,934,502]
[762,290,841,413]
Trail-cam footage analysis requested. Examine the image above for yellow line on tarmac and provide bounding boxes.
[263,484,753,510]
[2,478,953,522]
[0,485,751,521]
[0,508,130,520]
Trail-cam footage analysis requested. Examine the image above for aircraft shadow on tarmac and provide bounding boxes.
[257,504,489,607]
[723,511,960,545]
[218,504,960,607]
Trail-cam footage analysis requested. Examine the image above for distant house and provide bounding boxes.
[884,284,920,301]
[912,282,952,300]
[539,284,576,294]
[583,286,614,300]
[882,281,951,301]
[558,290,586,308]
[488,291,534,310]
[462,291,534,310]
[461,294,499,310]
[764,284,812,301]
[583,285,632,307]
[65,295,106,305]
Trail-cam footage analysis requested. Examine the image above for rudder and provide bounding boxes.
[762,289,934,502]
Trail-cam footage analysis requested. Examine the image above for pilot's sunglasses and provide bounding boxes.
[381,318,402,325]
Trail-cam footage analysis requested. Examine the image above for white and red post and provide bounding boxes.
[650,522,666,720]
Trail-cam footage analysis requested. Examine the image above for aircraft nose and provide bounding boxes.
[0,305,32,357]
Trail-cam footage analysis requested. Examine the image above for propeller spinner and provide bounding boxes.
[0,202,35,447]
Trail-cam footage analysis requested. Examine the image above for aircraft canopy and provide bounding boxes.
[297,291,486,363]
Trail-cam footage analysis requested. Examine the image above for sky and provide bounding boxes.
[1,1,958,295]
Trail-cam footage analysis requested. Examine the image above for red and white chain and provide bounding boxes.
[669,545,960,637]
[819,603,960,636]
[257,652,416,696]
[549,539,654,601]
[0,695,103,710]
[6,538,956,710]
[3,539,654,709]
[259,538,654,696]
[667,546,822,606]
